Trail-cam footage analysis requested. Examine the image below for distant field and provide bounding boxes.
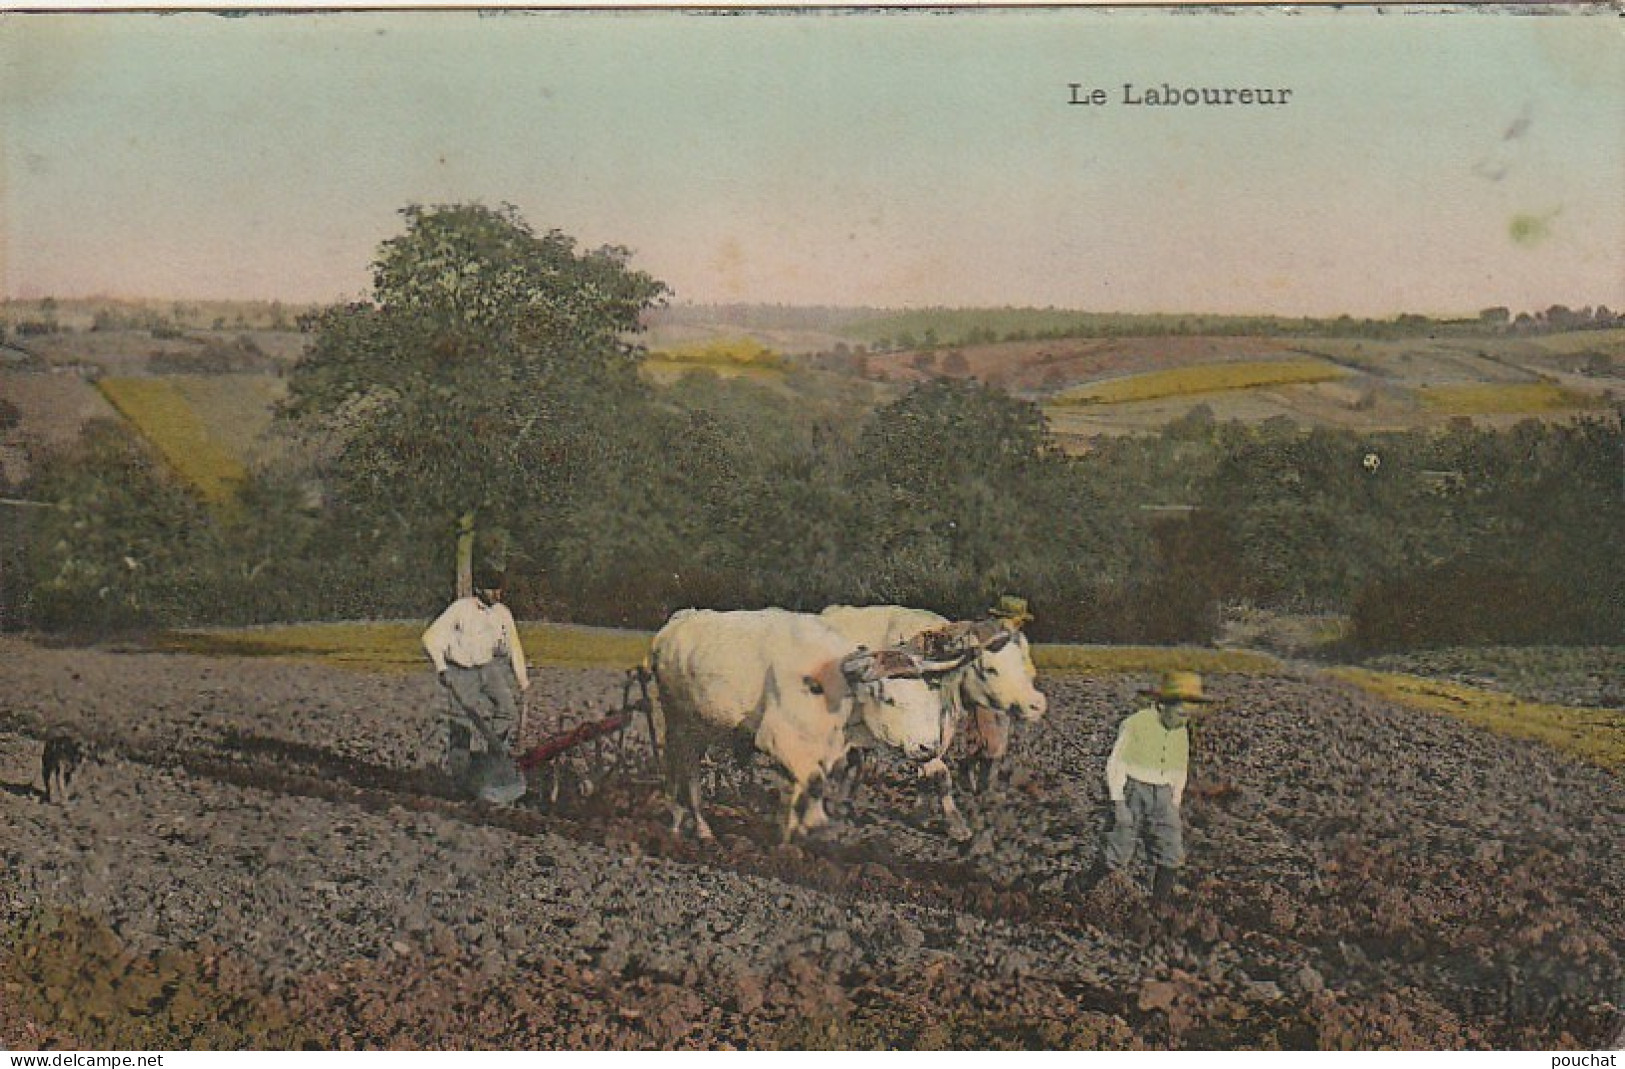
[1049,359,1348,406]
[647,338,784,368]
[641,363,787,385]
[0,372,115,446]
[641,337,789,383]
[1525,327,1625,358]
[641,319,847,358]
[163,374,287,460]
[97,377,248,506]
[1415,381,1610,415]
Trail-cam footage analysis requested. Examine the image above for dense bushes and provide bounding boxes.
[13,376,1623,649]
[1343,415,1625,650]
[19,421,220,633]
[1350,566,1586,651]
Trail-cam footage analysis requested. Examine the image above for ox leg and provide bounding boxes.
[665,771,690,837]
[664,729,715,841]
[686,772,715,841]
[781,781,807,845]
[963,709,1011,795]
[922,758,971,842]
[801,774,831,832]
[963,755,996,795]
[828,748,868,812]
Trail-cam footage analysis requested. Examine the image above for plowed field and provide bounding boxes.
[1,636,1620,1050]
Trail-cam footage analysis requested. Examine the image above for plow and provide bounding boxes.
[465,666,663,809]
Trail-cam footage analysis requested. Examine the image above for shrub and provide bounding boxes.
[21,421,220,633]
[1349,564,1590,651]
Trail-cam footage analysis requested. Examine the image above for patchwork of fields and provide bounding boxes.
[5,321,1621,481]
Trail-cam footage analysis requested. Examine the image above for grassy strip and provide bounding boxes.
[1049,359,1346,406]
[97,377,246,506]
[1034,644,1281,675]
[156,621,654,672]
[156,624,1280,680]
[645,338,785,369]
[1329,666,1625,770]
[1414,382,1608,415]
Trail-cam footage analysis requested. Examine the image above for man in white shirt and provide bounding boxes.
[421,570,530,785]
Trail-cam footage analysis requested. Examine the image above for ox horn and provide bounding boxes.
[840,647,924,683]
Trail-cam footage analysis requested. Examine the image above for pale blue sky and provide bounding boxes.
[2,8,1621,316]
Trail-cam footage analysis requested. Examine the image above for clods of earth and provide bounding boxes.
[1,635,1621,1049]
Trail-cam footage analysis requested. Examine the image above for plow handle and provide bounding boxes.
[515,684,530,757]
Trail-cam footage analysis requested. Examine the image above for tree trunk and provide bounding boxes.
[456,510,475,599]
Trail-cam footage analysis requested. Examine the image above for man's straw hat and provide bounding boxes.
[1140,670,1216,704]
[988,595,1034,626]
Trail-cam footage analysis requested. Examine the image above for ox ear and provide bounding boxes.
[968,618,1012,651]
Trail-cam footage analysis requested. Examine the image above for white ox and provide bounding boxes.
[819,604,1048,840]
[650,607,948,843]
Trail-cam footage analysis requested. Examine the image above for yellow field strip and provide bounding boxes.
[1049,359,1347,406]
[1414,382,1609,415]
[645,337,785,370]
[1330,667,1625,771]
[97,377,246,506]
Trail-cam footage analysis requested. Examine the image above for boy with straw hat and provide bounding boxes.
[1101,670,1216,905]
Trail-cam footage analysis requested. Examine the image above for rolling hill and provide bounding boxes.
[4,313,1621,487]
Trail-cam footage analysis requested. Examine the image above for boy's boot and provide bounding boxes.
[1152,865,1178,906]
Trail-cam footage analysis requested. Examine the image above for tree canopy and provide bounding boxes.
[281,203,668,592]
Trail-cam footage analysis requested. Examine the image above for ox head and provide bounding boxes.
[938,625,1047,723]
[839,648,947,761]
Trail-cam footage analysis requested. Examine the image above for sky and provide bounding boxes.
[1,7,1622,318]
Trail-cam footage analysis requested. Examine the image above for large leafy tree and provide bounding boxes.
[845,378,1058,616]
[282,204,668,600]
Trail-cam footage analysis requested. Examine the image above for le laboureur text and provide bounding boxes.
[1069,82,1295,107]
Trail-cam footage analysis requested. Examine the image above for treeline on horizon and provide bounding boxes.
[4,204,1622,651]
[7,294,1621,349]
[651,300,1625,353]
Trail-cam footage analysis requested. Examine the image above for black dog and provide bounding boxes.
[41,734,86,803]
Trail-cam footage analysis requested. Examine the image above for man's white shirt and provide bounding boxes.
[422,597,530,689]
